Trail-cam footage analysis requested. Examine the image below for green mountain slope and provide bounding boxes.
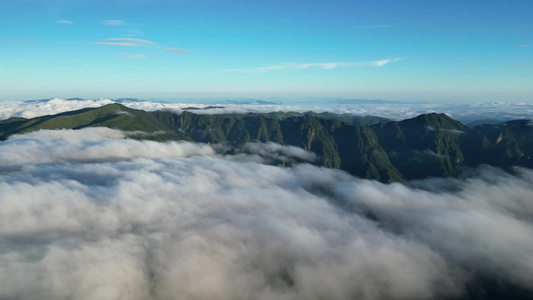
[372,113,472,179]
[473,120,533,168]
[1,104,532,182]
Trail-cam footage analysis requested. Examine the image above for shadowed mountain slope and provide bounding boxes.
[1,104,532,182]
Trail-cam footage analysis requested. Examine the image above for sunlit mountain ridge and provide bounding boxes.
[2,103,532,182]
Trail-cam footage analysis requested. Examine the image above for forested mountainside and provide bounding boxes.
[1,103,532,182]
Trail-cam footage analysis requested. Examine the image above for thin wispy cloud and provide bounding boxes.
[90,38,188,57]
[101,20,124,26]
[356,58,402,67]
[105,38,157,44]
[119,53,147,60]
[354,24,393,29]
[55,20,73,24]
[225,58,402,73]
[166,48,191,54]
[90,38,157,47]
[120,29,143,37]
[517,45,530,48]
[89,42,136,47]
[290,62,350,70]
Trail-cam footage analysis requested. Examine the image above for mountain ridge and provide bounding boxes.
[1,103,532,182]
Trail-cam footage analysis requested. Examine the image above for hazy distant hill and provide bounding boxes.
[1,103,532,182]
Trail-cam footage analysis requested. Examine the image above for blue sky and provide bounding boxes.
[1,0,532,102]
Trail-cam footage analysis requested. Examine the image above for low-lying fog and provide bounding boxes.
[1,128,532,299]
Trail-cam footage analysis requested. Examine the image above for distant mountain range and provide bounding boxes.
[1,103,532,182]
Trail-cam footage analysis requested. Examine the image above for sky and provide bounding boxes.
[1,0,532,102]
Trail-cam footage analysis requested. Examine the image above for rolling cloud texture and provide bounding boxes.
[1,128,533,299]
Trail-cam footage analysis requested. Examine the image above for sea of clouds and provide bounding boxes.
[1,127,533,299]
[1,98,533,123]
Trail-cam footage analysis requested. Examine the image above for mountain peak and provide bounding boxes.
[401,113,468,130]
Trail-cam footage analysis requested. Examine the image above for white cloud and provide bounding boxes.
[91,38,158,48]
[101,20,124,26]
[166,48,191,54]
[290,62,350,70]
[334,165,533,288]
[0,98,533,124]
[55,20,73,24]
[0,129,532,299]
[244,142,317,162]
[105,38,157,44]
[355,58,402,67]
[2,98,533,123]
[2,128,215,166]
[11,127,126,141]
[90,42,136,46]
[440,128,465,134]
[0,131,453,299]
[0,98,116,120]
[225,59,402,73]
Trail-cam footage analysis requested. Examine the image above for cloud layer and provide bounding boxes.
[2,98,533,124]
[1,128,533,299]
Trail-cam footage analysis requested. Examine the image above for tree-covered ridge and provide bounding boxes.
[1,103,532,183]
